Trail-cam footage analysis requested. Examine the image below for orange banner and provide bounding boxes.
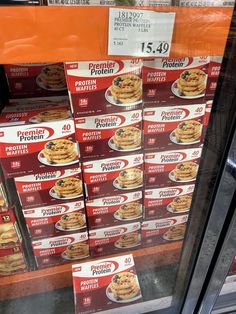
[0,6,233,64]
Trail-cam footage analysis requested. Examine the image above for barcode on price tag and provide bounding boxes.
[108,8,175,57]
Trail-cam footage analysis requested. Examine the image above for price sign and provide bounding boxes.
[108,8,175,57]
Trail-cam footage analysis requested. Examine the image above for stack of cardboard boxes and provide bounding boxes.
[65,60,144,257]
[0,55,222,272]
[0,64,89,269]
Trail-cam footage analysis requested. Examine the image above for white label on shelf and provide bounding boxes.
[108,8,175,57]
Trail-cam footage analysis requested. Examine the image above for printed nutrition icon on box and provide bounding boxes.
[72,254,142,314]
[65,60,143,117]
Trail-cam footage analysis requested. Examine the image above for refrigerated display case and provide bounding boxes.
[0,3,236,314]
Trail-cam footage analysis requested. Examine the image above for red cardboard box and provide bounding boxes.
[75,110,143,161]
[141,215,188,247]
[144,184,194,220]
[2,96,69,112]
[143,104,206,151]
[205,56,222,100]
[65,60,143,117]
[82,154,144,199]
[86,191,143,230]
[89,222,141,257]
[143,57,209,106]
[4,63,67,98]
[0,119,79,179]
[14,167,84,209]
[23,200,86,240]
[72,254,142,314]
[144,148,202,188]
[32,232,89,269]
[0,98,71,126]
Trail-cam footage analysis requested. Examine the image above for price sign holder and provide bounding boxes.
[108,8,175,57]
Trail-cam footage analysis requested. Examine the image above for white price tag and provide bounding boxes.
[108,8,175,57]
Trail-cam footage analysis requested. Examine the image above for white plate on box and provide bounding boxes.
[49,188,83,200]
[113,210,142,222]
[171,80,205,100]
[105,86,142,107]
[163,232,184,242]
[106,279,142,304]
[61,251,89,261]
[108,137,141,152]
[38,150,79,167]
[169,130,200,146]
[55,220,86,232]
[114,235,141,249]
[113,179,143,191]
[168,170,197,183]
[36,74,67,92]
[166,203,190,214]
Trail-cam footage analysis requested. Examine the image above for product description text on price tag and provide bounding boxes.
[108,8,175,57]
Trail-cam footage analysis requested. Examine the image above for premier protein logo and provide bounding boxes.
[161,57,191,68]
[88,61,119,75]
[101,159,128,171]
[42,205,69,216]
[102,195,127,205]
[155,219,176,228]
[34,171,61,181]
[161,108,189,121]
[49,236,74,247]
[104,227,127,237]
[160,152,187,163]
[159,188,183,198]
[91,260,119,275]
[17,126,54,142]
[95,114,125,128]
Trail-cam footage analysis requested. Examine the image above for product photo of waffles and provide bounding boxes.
[110,271,141,301]
[174,120,202,144]
[0,223,19,247]
[115,231,140,248]
[42,139,78,165]
[37,64,67,90]
[110,74,142,104]
[53,177,83,198]
[176,69,206,97]
[116,168,143,189]
[63,242,89,260]
[58,212,85,230]
[164,224,186,241]
[112,126,141,150]
[168,195,192,213]
[33,109,70,123]
[0,252,26,276]
[116,202,142,220]
[172,162,198,182]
